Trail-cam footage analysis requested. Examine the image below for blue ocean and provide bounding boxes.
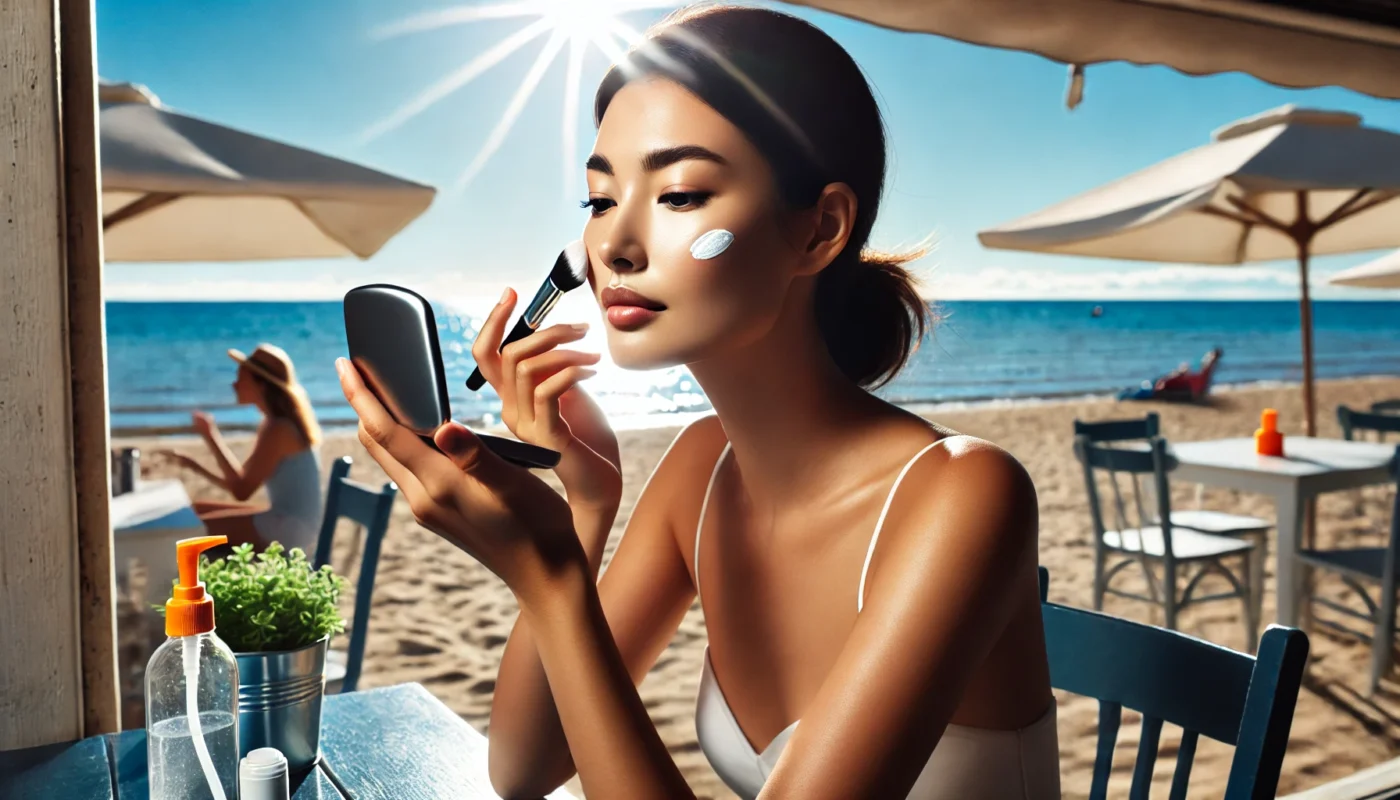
[106,300,1400,435]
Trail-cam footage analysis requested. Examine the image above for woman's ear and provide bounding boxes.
[795,183,858,276]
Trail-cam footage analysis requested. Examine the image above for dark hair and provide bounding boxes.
[594,4,933,389]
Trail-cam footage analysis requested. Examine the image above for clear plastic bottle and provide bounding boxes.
[146,535,240,800]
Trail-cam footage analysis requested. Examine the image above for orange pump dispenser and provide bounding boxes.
[1255,408,1285,457]
[164,535,228,636]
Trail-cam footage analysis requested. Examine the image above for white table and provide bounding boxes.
[110,479,206,598]
[1165,437,1396,627]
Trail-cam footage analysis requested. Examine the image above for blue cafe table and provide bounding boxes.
[0,683,578,799]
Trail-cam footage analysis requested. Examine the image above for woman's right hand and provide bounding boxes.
[471,288,622,511]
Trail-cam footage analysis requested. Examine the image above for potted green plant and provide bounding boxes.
[200,542,349,776]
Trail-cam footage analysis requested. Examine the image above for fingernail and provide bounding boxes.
[581,368,597,379]
[499,287,511,305]
[335,358,347,377]
[570,322,589,332]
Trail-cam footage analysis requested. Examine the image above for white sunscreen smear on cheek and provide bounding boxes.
[689,229,734,260]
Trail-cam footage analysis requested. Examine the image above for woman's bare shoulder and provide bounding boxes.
[647,414,728,494]
[258,416,304,455]
[887,430,1038,548]
[625,414,729,542]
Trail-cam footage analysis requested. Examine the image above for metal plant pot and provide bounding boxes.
[234,636,327,777]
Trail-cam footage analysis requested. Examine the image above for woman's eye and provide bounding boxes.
[579,197,615,216]
[659,191,713,210]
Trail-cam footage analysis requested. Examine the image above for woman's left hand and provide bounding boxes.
[153,449,200,471]
[191,411,216,438]
[335,358,582,594]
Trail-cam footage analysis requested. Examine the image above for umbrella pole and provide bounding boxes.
[1297,245,1317,438]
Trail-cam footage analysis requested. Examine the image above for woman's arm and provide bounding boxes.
[487,418,721,798]
[196,415,294,501]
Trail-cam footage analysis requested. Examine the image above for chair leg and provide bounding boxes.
[1242,550,1260,654]
[1163,560,1178,631]
[1372,580,1398,696]
[1093,543,1106,612]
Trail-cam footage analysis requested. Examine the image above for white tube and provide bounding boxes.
[182,636,228,800]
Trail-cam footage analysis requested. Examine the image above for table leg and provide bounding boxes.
[1249,530,1266,651]
[1274,490,1307,628]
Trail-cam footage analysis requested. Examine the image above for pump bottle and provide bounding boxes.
[146,535,239,799]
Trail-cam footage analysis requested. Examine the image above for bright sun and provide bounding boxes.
[361,0,680,194]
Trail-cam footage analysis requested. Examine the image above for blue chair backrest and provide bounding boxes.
[1339,405,1400,441]
[1037,566,1308,800]
[1074,434,1179,558]
[1074,412,1160,443]
[1372,399,1400,415]
[314,456,398,693]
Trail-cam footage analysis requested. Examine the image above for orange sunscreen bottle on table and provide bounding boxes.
[1255,408,1284,457]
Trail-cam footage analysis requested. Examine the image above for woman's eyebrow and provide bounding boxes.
[642,145,727,172]
[586,153,614,175]
[585,145,728,176]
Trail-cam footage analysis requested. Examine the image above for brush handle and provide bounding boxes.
[466,317,535,391]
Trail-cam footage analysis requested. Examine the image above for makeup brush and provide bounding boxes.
[467,239,589,391]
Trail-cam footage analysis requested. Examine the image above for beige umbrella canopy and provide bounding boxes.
[100,81,436,262]
[1329,250,1400,289]
[784,0,1400,101]
[977,104,1400,436]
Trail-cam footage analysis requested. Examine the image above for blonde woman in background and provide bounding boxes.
[158,343,324,553]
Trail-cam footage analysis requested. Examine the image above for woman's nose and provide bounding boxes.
[597,209,647,274]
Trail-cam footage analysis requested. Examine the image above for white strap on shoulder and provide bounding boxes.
[857,440,942,613]
[694,442,732,609]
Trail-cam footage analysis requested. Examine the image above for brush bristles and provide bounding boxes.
[550,239,589,291]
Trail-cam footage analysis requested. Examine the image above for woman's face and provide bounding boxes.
[583,77,808,370]
[233,365,259,405]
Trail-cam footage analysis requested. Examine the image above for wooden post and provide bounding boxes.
[60,0,121,736]
[0,0,116,747]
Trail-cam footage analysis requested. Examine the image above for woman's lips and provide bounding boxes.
[606,306,661,331]
[601,285,664,331]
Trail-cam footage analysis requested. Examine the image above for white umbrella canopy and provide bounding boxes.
[1329,250,1400,289]
[977,104,1400,435]
[100,81,436,262]
[784,0,1400,101]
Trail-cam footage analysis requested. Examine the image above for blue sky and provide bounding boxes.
[98,0,1400,309]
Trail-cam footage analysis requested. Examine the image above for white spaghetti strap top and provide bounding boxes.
[692,438,1061,800]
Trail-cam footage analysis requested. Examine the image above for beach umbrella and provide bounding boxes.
[99,81,436,262]
[1329,250,1400,289]
[784,0,1400,102]
[976,104,1400,437]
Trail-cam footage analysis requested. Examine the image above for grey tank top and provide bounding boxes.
[264,447,323,525]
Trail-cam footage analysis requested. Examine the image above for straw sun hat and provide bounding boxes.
[227,344,302,394]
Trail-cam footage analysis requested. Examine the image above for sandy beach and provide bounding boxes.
[118,375,1400,799]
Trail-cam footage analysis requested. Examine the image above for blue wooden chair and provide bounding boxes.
[1075,413,1272,539]
[1372,399,1400,415]
[1075,434,1262,650]
[313,456,398,694]
[1038,566,1309,800]
[1296,439,1400,694]
[1340,405,1400,443]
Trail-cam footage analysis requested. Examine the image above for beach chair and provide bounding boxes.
[313,456,398,694]
[1296,443,1400,694]
[1075,434,1263,651]
[1038,566,1308,800]
[1074,414,1272,550]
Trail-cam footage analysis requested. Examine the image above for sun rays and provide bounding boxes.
[361,0,681,194]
